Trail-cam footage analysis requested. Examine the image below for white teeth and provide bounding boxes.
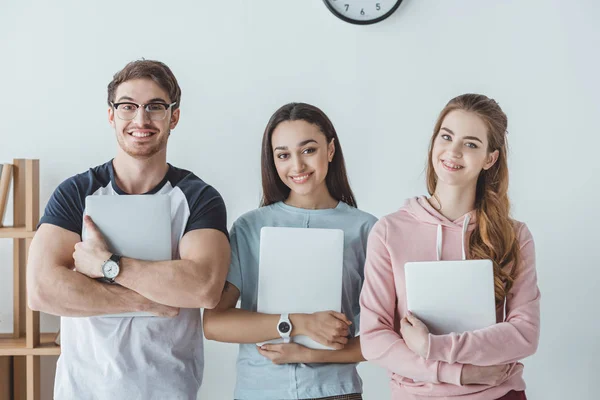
[442,160,463,169]
[130,132,153,138]
[292,174,310,181]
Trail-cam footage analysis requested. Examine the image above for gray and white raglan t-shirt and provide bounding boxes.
[39,160,228,400]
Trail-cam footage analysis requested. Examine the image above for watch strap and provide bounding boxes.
[278,313,292,343]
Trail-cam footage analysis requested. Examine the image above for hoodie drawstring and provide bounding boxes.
[461,214,470,260]
[436,225,443,261]
[436,214,471,261]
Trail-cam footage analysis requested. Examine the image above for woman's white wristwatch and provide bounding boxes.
[277,314,292,343]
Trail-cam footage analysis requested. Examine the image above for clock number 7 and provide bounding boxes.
[344,4,349,12]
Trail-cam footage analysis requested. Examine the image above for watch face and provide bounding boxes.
[103,260,119,279]
[278,321,291,334]
[323,0,403,25]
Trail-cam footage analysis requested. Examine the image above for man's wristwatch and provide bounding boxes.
[101,254,121,283]
[277,314,292,343]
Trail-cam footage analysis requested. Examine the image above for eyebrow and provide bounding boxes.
[440,127,483,144]
[273,139,318,152]
[116,96,169,103]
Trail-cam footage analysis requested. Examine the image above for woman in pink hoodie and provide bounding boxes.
[359,93,540,400]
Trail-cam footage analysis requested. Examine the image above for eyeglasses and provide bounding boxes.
[111,101,177,121]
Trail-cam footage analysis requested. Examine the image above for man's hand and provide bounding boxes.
[400,311,430,358]
[257,343,312,365]
[73,216,112,279]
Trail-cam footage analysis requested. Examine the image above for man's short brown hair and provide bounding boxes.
[107,60,181,110]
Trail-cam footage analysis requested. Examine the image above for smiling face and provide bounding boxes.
[108,78,179,160]
[271,120,335,200]
[430,109,499,189]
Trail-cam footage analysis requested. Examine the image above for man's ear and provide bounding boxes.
[108,107,116,129]
[169,108,180,130]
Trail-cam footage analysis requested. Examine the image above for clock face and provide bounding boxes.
[323,0,403,25]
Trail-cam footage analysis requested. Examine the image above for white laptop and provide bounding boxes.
[83,194,172,317]
[257,227,344,350]
[403,260,496,335]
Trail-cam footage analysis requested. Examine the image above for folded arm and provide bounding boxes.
[426,225,540,366]
[359,220,464,385]
[75,216,230,309]
[204,282,351,351]
[115,228,230,309]
[27,224,177,317]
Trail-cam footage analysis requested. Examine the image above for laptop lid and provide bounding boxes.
[257,227,344,350]
[84,194,172,261]
[403,259,496,335]
[84,194,172,317]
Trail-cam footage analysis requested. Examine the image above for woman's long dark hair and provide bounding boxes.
[260,102,357,208]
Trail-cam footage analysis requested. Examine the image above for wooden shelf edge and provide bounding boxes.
[0,226,36,238]
[0,332,60,356]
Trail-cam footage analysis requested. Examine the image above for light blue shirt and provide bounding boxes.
[226,201,377,400]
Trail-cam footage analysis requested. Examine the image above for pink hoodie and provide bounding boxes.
[359,196,540,400]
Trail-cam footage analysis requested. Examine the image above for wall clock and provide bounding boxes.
[323,0,403,25]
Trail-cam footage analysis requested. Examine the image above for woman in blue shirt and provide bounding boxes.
[204,102,377,400]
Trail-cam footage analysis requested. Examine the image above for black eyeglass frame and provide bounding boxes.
[111,101,177,121]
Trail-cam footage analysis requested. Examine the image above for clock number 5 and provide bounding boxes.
[376,3,381,11]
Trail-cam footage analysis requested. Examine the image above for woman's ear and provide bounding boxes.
[328,138,335,162]
[483,149,500,170]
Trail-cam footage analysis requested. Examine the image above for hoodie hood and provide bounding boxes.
[403,196,477,229]
[402,196,478,261]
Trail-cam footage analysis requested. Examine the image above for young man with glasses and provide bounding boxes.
[27,60,230,399]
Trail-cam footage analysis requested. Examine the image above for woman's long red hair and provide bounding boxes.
[426,94,520,306]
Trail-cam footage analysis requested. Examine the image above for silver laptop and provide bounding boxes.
[84,194,172,317]
[403,259,496,335]
[257,227,344,350]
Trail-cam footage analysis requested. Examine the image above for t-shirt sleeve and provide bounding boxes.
[38,177,85,236]
[184,184,228,239]
[225,222,243,294]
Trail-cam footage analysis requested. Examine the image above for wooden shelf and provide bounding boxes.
[0,226,35,238]
[0,333,60,356]
[1,159,44,399]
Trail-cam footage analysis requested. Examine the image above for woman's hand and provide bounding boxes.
[461,364,511,385]
[296,311,351,350]
[257,343,312,365]
[400,312,430,358]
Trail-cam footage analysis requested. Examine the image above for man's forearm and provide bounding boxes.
[29,266,154,317]
[115,258,222,308]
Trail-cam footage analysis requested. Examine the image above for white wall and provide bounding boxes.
[1,0,598,399]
